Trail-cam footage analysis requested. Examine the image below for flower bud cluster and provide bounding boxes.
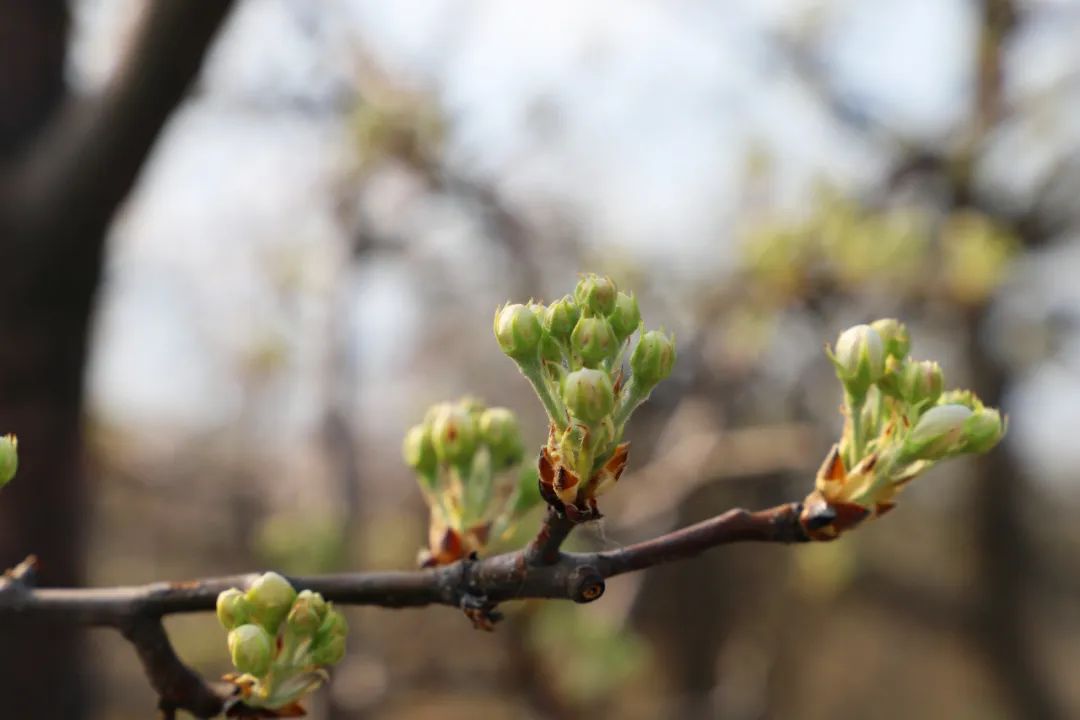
[495,274,675,522]
[403,398,536,565]
[805,319,1005,540]
[216,572,347,711]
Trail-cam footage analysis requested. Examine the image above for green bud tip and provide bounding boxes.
[903,404,972,460]
[570,316,619,368]
[870,318,910,360]
[963,407,1006,454]
[574,273,618,316]
[562,368,615,424]
[429,402,479,465]
[228,624,274,676]
[494,303,543,362]
[0,434,17,488]
[216,588,251,631]
[832,324,886,393]
[245,572,298,633]
[402,424,438,475]
[544,295,580,341]
[608,292,641,342]
[938,389,980,410]
[287,589,328,636]
[630,330,676,388]
[478,407,524,468]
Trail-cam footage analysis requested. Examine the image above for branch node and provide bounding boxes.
[460,592,502,631]
[567,565,605,604]
[524,506,577,566]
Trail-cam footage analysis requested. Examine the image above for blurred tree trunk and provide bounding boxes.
[0,2,84,717]
[966,316,1060,719]
[0,2,235,716]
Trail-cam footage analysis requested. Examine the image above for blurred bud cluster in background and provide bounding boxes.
[4,0,1080,718]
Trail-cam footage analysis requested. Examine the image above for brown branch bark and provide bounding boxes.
[524,506,578,565]
[0,501,809,718]
[121,616,229,719]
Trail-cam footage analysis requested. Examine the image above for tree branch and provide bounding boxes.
[121,616,229,719]
[4,0,237,262]
[523,506,577,566]
[0,500,810,717]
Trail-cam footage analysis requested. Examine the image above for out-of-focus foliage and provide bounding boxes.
[351,78,445,175]
[742,188,1018,306]
[255,513,348,575]
[527,602,649,705]
[403,398,538,566]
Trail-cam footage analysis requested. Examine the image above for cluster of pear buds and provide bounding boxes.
[803,319,1006,539]
[216,572,347,714]
[0,434,16,489]
[494,274,675,522]
[403,398,539,566]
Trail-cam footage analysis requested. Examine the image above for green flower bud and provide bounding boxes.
[870,318,910,360]
[630,330,676,389]
[562,368,615,423]
[544,295,580,342]
[478,407,524,469]
[228,624,274,676]
[430,403,478,465]
[245,572,297,633]
[402,424,438,476]
[310,633,346,666]
[902,404,972,460]
[831,324,886,397]
[876,355,903,398]
[570,316,619,368]
[458,395,486,419]
[287,589,328,636]
[899,360,944,407]
[0,434,17,488]
[494,303,542,362]
[608,292,641,342]
[216,588,251,631]
[574,274,617,316]
[963,407,1005,454]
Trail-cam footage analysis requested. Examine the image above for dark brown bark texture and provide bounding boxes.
[0,2,236,716]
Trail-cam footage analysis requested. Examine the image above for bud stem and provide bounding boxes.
[463,449,494,526]
[520,361,569,430]
[846,390,868,462]
[613,376,651,431]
